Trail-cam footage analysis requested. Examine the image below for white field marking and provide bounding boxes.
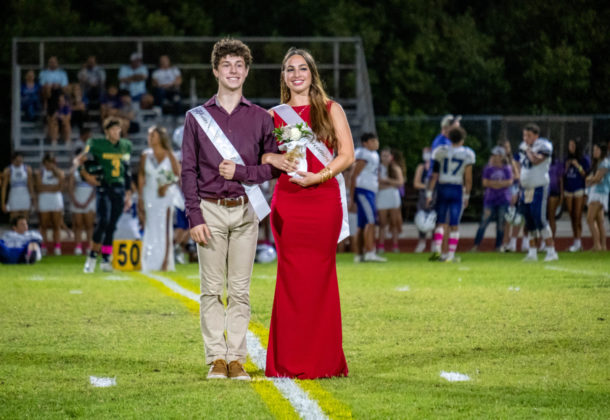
[103,275,131,281]
[458,266,470,271]
[142,272,328,420]
[27,275,46,281]
[186,274,200,280]
[395,285,410,292]
[440,371,471,382]
[89,376,116,387]
[508,286,520,292]
[544,265,610,279]
[70,290,83,294]
[457,278,462,282]
[252,274,275,280]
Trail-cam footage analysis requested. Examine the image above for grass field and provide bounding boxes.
[1,252,609,419]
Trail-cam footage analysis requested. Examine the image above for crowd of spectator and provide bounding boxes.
[20,53,184,145]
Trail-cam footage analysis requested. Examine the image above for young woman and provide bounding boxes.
[1,152,35,220]
[36,153,65,255]
[262,48,354,379]
[585,144,610,251]
[472,147,513,251]
[377,148,405,253]
[563,139,589,251]
[413,147,431,253]
[547,153,564,241]
[138,125,181,271]
[67,148,96,255]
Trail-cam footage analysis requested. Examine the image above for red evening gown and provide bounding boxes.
[265,103,349,379]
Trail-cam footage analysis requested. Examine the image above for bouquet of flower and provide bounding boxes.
[273,123,314,178]
[157,168,178,188]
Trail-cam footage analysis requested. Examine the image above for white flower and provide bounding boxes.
[289,127,302,142]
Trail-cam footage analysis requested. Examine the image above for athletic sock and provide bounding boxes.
[89,250,98,259]
[509,238,516,249]
[448,231,460,259]
[102,253,111,263]
[527,248,537,258]
[432,227,444,253]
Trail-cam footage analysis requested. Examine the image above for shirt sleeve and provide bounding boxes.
[60,71,68,87]
[232,112,281,183]
[180,113,205,228]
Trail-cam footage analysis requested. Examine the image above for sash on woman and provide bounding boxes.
[188,106,271,221]
[272,104,350,242]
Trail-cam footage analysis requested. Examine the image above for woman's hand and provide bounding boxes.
[289,171,323,188]
[265,153,299,173]
[158,184,170,197]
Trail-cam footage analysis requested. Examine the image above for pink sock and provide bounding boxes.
[101,245,113,255]
[433,227,444,252]
[54,243,61,249]
[448,232,460,254]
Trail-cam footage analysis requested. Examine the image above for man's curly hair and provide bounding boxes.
[211,38,252,69]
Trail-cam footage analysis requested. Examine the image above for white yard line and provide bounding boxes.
[544,265,610,279]
[142,272,328,420]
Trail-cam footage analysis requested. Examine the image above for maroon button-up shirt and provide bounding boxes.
[181,95,279,228]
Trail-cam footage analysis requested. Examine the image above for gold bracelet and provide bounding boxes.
[317,167,333,183]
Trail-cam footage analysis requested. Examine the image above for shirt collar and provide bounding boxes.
[204,94,252,108]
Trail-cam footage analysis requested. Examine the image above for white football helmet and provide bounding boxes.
[255,244,277,263]
[172,125,184,150]
[415,210,437,233]
[504,206,523,225]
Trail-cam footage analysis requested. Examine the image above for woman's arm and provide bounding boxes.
[290,102,355,187]
[413,164,425,190]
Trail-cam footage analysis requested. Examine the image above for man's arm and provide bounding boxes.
[231,114,280,183]
[463,165,473,208]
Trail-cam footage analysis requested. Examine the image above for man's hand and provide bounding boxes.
[190,223,212,245]
[219,160,236,180]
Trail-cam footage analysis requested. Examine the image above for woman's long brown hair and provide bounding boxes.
[149,125,171,151]
[280,48,337,148]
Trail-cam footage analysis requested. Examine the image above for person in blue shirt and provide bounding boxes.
[563,139,590,252]
[21,70,41,121]
[585,143,610,251]
[0,216,42,264]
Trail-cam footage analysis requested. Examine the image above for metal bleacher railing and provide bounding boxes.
[11,36,376,168]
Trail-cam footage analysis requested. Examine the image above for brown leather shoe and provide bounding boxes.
[207,359,228,379]
[228,360,250,381]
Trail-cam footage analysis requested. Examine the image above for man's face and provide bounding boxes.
[48,57,58,70]
[87,56,96,68]
[523,129,538,146]
[106,125,122,142]
[213,55,249,92]
[159,55,170,68]
[14,219,28,235]
[363,138,379,151]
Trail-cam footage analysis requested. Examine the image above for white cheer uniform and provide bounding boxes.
[70,168,96,214]
[7,164,31,212]
[38,168,64,212]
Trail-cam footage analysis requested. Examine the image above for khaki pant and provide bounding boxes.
[197,199,259,365]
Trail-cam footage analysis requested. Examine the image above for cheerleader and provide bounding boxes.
[35,153,65,255]
[377,148,405,253]
[67,149,96,255]
[1,152,35,219]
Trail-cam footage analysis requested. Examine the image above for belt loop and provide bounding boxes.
[217,198,221,206]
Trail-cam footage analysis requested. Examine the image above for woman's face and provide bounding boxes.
[148,129,160,148]
[593,145,601,159]
[380,150,393,165]
[283,55,312,96]
[568,140,576,154]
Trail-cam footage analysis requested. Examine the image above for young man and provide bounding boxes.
[350,132,386,263]
[76,117,133,272]
[0,216,42,264]
[426,126,475,262]
[181,39,279,381]
[518,123,558,262]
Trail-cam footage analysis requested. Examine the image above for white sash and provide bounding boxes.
[188,106,271,221]
[272,104,350,242]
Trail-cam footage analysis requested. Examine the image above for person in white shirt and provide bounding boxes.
[350,132,386,262]
[1,152,35,220]
[518,123,558,262]
[152,55,182,115]
[0,216,42,264]
[35,153,65,256]
[426,126,475,263]
[119,52,148,101]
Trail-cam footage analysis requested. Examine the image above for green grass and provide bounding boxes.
[1,252,609,419]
